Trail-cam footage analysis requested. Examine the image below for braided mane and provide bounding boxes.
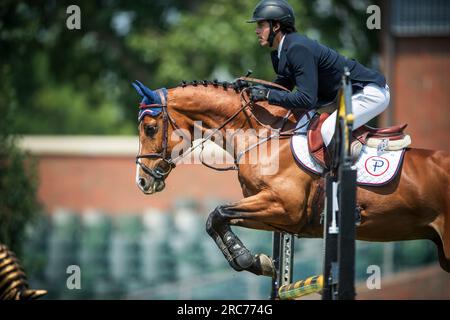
[178,79,249,93]
[173,78,297,120]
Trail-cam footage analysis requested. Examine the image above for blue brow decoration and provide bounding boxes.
[132,80,167,121]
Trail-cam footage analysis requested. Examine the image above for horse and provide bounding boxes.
[132,79,450,277]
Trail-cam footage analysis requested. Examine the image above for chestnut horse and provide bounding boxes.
[133,80,450,276]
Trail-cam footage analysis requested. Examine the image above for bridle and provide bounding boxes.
[136,82,310,179]
[136,89,177,180]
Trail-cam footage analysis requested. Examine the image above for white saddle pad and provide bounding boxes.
[290,112,406,186]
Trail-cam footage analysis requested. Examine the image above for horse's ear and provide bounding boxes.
[132,80,157,102]
[132,81,145,98]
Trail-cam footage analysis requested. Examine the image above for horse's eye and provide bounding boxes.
[144,125,158,137]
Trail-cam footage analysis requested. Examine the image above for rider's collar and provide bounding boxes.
[278,34,286,59]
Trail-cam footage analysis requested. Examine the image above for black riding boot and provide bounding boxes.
[327,136,362,169]
[325,136,338,170]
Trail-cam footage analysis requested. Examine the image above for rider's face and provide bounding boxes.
[255,20,271,47]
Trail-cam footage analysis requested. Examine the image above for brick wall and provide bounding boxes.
[35,155,243,214]
[381,37,450,151]
[357,264,450,299]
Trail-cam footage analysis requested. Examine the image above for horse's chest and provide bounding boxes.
[237,168,265,196]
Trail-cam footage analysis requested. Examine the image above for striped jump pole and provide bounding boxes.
[272,68,357,301]
[278,275,323,300]
[322,67,357,300]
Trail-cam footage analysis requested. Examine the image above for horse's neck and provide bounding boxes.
[169,86,294,131]
[169,87,300,161]
[169,87,247,135]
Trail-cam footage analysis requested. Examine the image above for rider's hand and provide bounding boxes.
[249,85,269,102]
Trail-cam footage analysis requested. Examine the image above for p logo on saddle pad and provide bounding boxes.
[291,112,412,186]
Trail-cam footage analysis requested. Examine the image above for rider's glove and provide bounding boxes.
[249,85,269,102]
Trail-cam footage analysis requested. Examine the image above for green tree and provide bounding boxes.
[129,0,380,87]
[1,0,381,135]
[0,64,41,255]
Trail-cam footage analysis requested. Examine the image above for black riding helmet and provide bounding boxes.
[247,0,296,47]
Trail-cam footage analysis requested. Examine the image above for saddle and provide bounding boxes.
[307,112,412,169]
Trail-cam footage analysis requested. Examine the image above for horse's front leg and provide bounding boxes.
[206,192,294,277]
[206,206,276,277]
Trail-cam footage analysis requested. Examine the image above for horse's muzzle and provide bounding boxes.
[137,175,166,194]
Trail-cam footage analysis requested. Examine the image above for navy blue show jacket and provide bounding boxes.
[268,32,386,110]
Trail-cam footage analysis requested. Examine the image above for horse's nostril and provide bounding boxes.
[139,178,147,188]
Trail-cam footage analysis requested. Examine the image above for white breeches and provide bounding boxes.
[321,83,391,146]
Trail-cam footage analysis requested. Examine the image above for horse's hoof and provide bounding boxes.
[246,254,276,277]
[256,254,276,278]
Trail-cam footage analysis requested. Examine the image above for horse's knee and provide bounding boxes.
[206,206,230,236]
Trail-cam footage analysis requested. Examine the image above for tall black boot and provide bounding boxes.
[327,136,362,169]
[325,136,338,170]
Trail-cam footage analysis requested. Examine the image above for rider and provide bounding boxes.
[247,0,390,166]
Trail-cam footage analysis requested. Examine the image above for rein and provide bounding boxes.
[172,93,253,171]
[136,84,311,176]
